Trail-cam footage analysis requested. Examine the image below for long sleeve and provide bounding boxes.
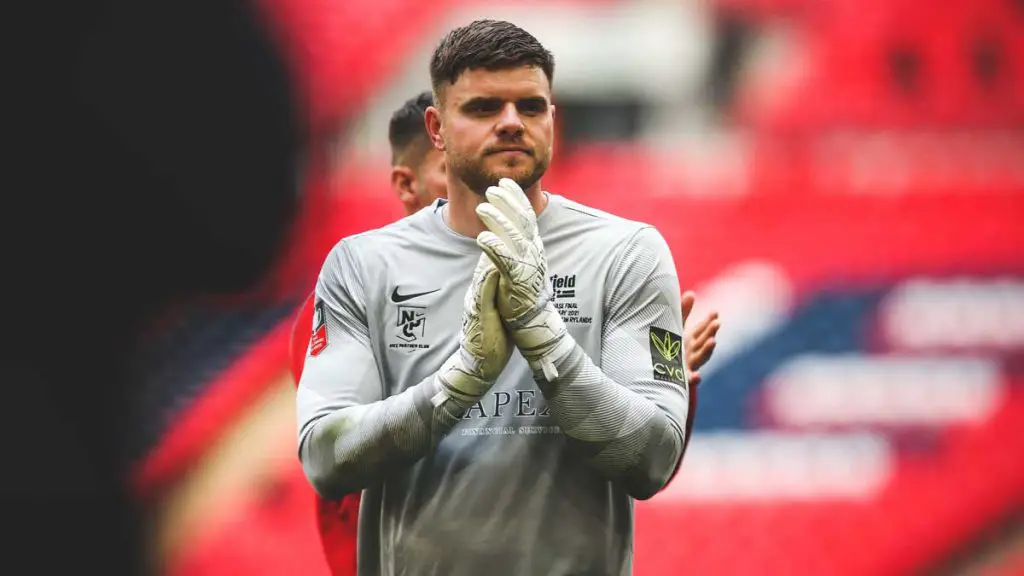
[296,242,472,500]
[536,227,689,500]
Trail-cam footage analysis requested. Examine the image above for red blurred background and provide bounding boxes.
[129,0,1024,574]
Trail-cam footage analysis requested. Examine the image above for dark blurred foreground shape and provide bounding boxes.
[9,0,303,572]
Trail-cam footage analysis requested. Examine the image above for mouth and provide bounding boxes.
[487,147,532,156]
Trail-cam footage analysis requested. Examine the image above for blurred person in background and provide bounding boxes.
[291,86,720,574]
[389,91,449,215]
[295,20,715,576]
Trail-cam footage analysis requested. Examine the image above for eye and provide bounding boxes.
[518,99,547,115]
[464,99,501,115]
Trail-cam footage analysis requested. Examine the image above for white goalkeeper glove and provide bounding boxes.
[432,253,513,407]
[475,178,575,381]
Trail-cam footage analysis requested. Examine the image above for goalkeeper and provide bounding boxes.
[298,19,702,576]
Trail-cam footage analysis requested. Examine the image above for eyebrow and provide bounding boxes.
[459,97,500,111]
[459,96,548,111]
[517,96,548,108]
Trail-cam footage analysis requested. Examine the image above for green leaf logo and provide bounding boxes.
[650,330,681,362]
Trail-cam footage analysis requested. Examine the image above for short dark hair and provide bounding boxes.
[387,91,433,165]
[429,20,554,101]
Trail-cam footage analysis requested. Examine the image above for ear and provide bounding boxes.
[424,106,445,152]
[390,165,418,213]
[550,103,556,121]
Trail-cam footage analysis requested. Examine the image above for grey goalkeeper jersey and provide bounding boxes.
[297,193,689,576]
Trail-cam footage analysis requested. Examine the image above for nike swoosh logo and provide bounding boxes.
[390,287,441,303]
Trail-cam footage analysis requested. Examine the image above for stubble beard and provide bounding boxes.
[451,152,549,197]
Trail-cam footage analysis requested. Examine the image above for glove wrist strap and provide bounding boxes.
[431,353,492,408]
[526,332,576,381]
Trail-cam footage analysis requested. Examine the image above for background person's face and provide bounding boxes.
[413,147,447,209]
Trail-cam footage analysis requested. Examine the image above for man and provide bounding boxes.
[385,92,718,382]
[298,21,715,571]
[388,91,449,215]
[296,89,720,575]
[296,91,718,575]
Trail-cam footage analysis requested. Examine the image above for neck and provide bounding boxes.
[443,177,548,238]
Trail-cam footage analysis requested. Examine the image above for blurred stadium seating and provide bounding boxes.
[129,0,1024,574]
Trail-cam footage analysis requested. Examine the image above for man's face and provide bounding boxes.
[436,66,554,195]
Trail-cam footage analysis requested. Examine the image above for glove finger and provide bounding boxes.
[478,267,500,310]
[494,180,545,253]
[466,254,493,312]
[473,251,495,280]
[497,178,532,214]
[476,231,516,280]
[486,184,536,239]
[466,253,486,303]
[477,202,526,253]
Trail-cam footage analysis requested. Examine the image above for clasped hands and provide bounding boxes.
[433,179,718,407]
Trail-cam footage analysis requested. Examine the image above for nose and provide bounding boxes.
[495,102,524,137]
